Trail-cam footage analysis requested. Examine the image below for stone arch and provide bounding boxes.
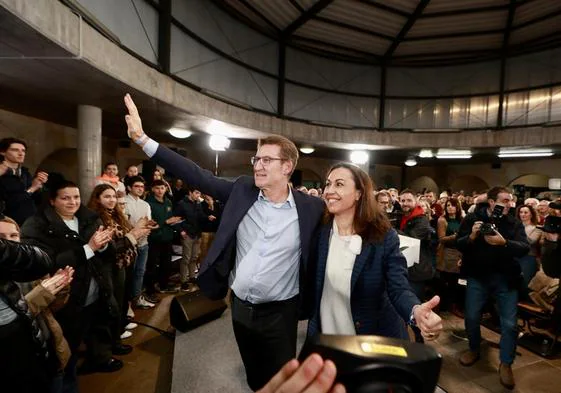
[38,148,78,182]
[450,175,489,194]
[38,148,113,183]
[507,173,549,188]
[408,176,439,195]
[300,168,322,188]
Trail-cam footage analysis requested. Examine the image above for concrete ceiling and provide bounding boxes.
[0,3,560,167]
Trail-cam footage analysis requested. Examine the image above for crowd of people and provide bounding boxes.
[0,136,221,392]
[0,92,560,393]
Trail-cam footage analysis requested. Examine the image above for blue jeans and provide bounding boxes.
[131,244,149,298]
[518,255,537,298]
[464,274,518,364]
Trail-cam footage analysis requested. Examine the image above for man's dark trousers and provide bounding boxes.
[231,292,299,391]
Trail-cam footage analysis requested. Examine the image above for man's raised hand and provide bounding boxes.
[124,94,145,141]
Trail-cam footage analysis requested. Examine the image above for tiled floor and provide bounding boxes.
[431,314,561,393]
[79,301,561,393]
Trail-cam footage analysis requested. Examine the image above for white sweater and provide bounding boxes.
[320,221,362,335]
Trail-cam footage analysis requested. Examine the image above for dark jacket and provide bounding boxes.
[174,197,207,238]
[399,207,435,282]
[145,194,174,243]
[456,204,530,286]
[0,166,40,226]
[20,205,116,316]
[172,187,187,207]
[307,225,419,339]
[150,145,325,318]
[0,239,53,281]
[201,200,221,233]
[0,239,53,315]
[542,240,560,278]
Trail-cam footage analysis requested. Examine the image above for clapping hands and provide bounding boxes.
[41,266,74,296]
[88,225,114,251]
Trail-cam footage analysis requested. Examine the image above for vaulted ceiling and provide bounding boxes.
[214,0,561,66]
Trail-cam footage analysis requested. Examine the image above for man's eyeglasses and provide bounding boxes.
[250,156,285,166]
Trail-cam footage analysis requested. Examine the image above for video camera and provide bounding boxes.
[299,334,442,393]
[541,201,561,234]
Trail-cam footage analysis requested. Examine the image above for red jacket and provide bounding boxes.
[400,206,426,231]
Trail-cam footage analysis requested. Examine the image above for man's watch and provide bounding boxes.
[408,305,421,327]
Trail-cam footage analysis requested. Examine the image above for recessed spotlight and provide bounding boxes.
[300,146,315,154]
[168,128,192,139]
[405,158,417,167]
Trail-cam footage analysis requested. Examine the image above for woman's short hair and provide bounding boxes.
[48,180,79,201]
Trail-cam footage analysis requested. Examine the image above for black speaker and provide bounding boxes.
[169,291,227,332]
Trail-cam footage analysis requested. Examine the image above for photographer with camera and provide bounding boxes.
[455,186,529,389]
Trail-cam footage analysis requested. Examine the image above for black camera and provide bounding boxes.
[479,223,497,236]
[299,334,442,393]
[479,205,505,236]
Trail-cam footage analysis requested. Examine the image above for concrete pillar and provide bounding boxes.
[77,105,102,202]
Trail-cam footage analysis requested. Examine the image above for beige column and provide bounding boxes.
[77,105,102,201]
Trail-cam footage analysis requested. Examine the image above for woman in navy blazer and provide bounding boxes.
[307,163,442,341]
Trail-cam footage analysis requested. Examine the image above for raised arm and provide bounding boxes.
[124,94,234,202]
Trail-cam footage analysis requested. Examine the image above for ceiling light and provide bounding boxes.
[350,150,369,165]
[299,146,315,154]
[405,158,417,167]
[208,135,231,151]
[436,154,472,159]
[168,128,192,139]
[549,178,561,190]
[419,149,433,158]
[498,148,553,158]
[436,149,472,159]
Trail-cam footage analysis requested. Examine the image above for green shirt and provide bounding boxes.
[145,194,175,243]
